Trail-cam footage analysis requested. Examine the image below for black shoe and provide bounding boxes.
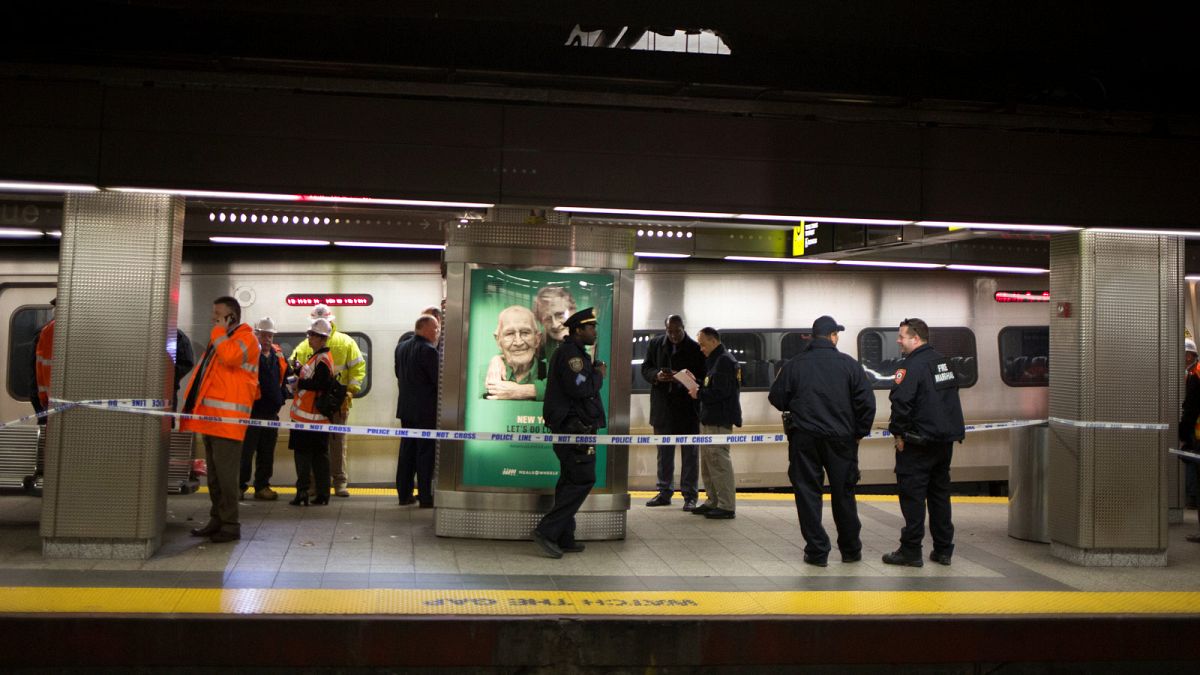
[312,494,330,506]
[704,507,735,519]
[190,521,220,537]
[691,504,714,515]
[803,554,828,567]
[882,550,924,567]
[682,498,698,512]
[645,494,672,507]
[560,541,586,553]
[930,551,953,566]
[841,551,862,563]
[289,493,309,506]
[398,497,416,506]
[532,530,563,559]
[209,530,240,543]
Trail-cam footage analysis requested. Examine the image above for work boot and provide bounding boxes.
[882,550,924,567]
[254,487,278,501]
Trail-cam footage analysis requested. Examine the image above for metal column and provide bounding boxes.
[1047,231,1183,566]
[41,192,183,559]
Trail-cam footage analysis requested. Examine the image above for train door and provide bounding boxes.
[0,285,55,424]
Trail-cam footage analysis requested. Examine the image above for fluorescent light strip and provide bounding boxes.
[724,256,835,264]
[46,230,62,238]
[1185,275,1200,281]
[836,260,945,269]
[556,206,736,219]
[916,221,1080,233]
[946,264,1049,274]
[734,214,913,225]
[303,195,493,209]
[112,187,301,201]
[209,236,329,246]
[333,241,446,250]
[0,228,46,238]
[1088,228,1200,238]
[634,251,692,258]
[0,181,99,193]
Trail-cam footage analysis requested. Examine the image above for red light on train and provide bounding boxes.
[286,294,374,307]
[994,290,1050,303]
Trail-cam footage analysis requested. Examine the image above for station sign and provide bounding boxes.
[791,221,832,256]
[994,290,1050,303]
[286,294,374,307]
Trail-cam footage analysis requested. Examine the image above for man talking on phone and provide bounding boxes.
[179,296,261,543]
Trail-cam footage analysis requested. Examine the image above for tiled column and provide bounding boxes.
[1048,231,1183,566]
[40,192,183,559]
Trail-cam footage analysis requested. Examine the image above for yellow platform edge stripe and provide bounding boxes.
[3,587,1198,616]
[208,487,1008,505]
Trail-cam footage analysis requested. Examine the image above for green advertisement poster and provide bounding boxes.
[463,268,614,488]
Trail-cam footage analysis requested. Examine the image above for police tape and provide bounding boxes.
[1169,448,1200,461]
[1048,417,1170,431]
[0,397,1052,446]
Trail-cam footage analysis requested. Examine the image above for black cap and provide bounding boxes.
[812,315,845,336]
[564,307,597,330]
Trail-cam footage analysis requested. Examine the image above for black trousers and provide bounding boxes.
[291,429,331,496]
[397,436,435,505]
[787,431,862,560]
[535,443,596,547]
[895,441,955,557]
[654,416,699,500]
[239,425,277,491]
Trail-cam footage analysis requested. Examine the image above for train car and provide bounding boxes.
[1,248,1051,489]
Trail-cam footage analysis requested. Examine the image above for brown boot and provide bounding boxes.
[254,487,278,501]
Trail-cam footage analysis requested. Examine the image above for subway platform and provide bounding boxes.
[2,489,1199,672]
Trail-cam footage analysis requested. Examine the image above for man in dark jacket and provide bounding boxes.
[395,314,441,507]
[533,307,606,558]
[768,315,875,567]
[641,314,706,510]
[689,327,742,520]
[239,317,290,501]
[883,317,966,567]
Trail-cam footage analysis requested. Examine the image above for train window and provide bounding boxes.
[630,331,656,393]
[998,326,1049,387]
[780,332,813,361]
[721,331,770,390]
[857,326,978,389]
[7,306,54,401]
[274,331,373,398]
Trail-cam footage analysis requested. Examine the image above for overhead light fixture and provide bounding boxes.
[946,264,1049,274]
[917,221,1080,233]
[46,230,62,238]
[0,228,46,238]
[333,241,446,250]
[724,256,836,264]
[113,187,301,201]
[302,195,493,209]
[555,206,736,219]
[634,251,691,258]
[835,260,945,269]
[0,181,100,193]
[209,236,329,246]
[1087,228,1200,238]
[734,214,912,225]
[1185,275,1200,281]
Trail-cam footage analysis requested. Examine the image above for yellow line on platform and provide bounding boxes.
[199,487,1008,505]
[2,587,1197,616]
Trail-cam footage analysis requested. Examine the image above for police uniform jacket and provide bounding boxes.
[640,332,705,427]
[888,343,966,444]
[396,334,439,427]
[698,344,742,428]
[768,337,875,439]
[543,337,606,433]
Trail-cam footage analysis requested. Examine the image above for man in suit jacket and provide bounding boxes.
[395,314,440,507]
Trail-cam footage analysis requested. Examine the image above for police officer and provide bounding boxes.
[768,315,875,566]
[533,307,606,558]
[883,318,965,567]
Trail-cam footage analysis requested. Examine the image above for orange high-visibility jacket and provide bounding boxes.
[34,319,54,408]
[290,350,334,424]
[180,323,260,441]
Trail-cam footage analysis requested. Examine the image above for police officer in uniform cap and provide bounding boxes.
[883,317,965,567]
[533,307,607,558]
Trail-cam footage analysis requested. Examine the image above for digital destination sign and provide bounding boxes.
[286,294,374,307]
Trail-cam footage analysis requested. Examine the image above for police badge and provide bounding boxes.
[568,357,584,373]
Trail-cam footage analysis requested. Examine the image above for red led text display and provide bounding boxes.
[994,290,1050,303]
[286,294,374,307]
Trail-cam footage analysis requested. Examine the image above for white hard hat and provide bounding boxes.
[309,303,335,321]
[254,316,277,333]
[1186,338,1197,355]
[308,318,332,337]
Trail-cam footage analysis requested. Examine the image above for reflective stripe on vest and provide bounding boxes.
[200,397,252,415]
[34,320,54,408]
[290,351,334,423]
